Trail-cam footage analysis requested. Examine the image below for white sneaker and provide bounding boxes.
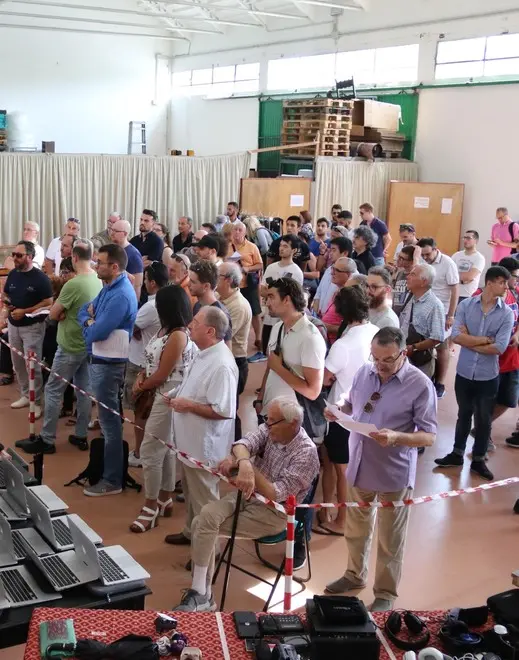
[128,450,142,468]
[11,396,29,409]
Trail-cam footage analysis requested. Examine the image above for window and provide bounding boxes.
[435,33,519,80]
[267,44,419,91]
[172,63,260,98]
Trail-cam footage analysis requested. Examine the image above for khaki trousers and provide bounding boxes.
[181,463,221,539]
[191,491,287,588]
[344,482,412,601]
[140,392,176,500]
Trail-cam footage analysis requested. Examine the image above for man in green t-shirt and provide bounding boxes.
[16,239,102,454]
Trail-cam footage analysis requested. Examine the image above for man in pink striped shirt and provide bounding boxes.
[488,207,519,264]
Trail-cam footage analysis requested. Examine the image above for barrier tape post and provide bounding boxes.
[28,350,36,439]
[283,494,296,613]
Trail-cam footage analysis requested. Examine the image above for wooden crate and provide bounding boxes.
[284,98,354,109]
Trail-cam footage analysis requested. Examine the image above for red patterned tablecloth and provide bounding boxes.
[23,607,476,660]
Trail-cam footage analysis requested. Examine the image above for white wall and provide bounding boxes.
[0,27,170,155]
[415,84,519,264]
[169,96,258,166]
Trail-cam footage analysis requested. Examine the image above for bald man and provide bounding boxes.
[110,219,144,299]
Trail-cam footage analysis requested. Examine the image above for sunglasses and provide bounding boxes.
[11,252,25,258]
[331,265,349,274]
[363,391,381,414]
[400,224,415,232]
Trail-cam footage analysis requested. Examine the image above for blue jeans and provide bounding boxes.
[373,257,385,267]
[41,347,91,446]
[453,374,499,460]
[89,361,126,488]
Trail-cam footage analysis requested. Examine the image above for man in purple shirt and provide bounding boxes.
[359,202,391,266]
[324,327,437,612]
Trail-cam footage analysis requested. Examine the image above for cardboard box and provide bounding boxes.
[353,100,401,132]
[350,125,365,137]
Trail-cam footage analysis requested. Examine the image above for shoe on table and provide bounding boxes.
[434,452,463,468]
[434,383,446,399]
[15,436,55,455]
[506,434,519,448]
[293,544,307,572]
[11,396,29,409]
[369,598,394,612]
[325,576,364,594]
[68,435,89,451]
[470,460,494,481]
[164,532,191,546]
[128,450,142,467]
[83,480,122,497]
[173,588,217,612]
[247,352,267,364]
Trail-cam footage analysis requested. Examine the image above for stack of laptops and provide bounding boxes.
[0,516,54,566]
[0,449,36,488]
[0,563,62,609]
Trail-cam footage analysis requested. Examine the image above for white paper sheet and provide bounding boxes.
[325,401,379,438]
[441,197,453,214]
[227,251,242,262]
[414,196,430,209]
[290,194,304,207]
[92,329,130,359]
[25,309,50,318]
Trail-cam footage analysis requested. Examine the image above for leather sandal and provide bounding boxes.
[158,498,173,518]
[130,506,159,533]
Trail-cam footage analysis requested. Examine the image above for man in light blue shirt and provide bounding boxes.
[435,265,514,481]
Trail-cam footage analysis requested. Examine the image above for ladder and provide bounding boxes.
[127,121,147,155]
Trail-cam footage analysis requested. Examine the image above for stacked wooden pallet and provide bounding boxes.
[0,111,6,153]
[281,99,353,157]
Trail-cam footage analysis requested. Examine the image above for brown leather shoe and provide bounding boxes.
[164,532,191,545]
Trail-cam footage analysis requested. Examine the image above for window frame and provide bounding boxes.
[435,34,519,80]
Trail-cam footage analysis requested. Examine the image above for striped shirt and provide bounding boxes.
[235,424,319,504]
[400,289,446,344]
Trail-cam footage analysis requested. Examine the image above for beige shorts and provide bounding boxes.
[123,361,144,411]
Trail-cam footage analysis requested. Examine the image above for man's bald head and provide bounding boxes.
[110,219,131,246]
[193,229,208,243]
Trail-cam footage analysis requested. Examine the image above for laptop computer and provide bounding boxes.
[26,519,149,592]
[0,515,54,566]
[0,449,37,488]
[0,460,68,522]
[26,488,102,552]
[0,563,62,609]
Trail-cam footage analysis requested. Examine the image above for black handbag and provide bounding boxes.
[407,303,434,367]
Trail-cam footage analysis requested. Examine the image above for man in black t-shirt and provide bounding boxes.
[187,260,233,344]
[130,209,164,305]
[2,241,53,414]
[267,215,310,269]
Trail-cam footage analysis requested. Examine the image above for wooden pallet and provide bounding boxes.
[284,98,354,109]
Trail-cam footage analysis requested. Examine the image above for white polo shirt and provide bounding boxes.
[173,341,238,467]
[430,250,459,311]
[261,261,304,326]
[451,250,486,298]
[128,294,160,368]
[46,236,62,275]
[325,322,379,406]
[263,315,326,412]
[314,265,337,315]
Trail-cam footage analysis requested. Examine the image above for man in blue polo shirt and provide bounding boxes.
[78,244,137,497]
[359,202,391,266]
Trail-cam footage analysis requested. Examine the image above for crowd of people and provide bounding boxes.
[1,202,518,614]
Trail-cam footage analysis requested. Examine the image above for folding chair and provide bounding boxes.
[213,477,319,612]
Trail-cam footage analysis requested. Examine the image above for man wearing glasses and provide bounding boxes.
[321,257,359,343]
[110,219,144,300]
[392,245,417,318]
[366,267,399,329]
[393,223,418,263]
[324,327,437,612]
[173,396,319,612]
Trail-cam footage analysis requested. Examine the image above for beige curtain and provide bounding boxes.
[314,157,419,223]
[0,152,251,246]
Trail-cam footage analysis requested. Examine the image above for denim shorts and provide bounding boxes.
[496,370,519,409]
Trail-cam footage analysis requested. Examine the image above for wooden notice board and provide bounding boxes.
[240,177,312,221]
[387,182,464,256]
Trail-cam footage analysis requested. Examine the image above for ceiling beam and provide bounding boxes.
[142,0,225,35]
[0,7,176,29]
[141,0,307,20]
[0,21,187,38]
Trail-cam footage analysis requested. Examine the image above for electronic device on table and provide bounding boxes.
[0,459,68,522]
[234,611,261,639]
[259,614,305,636]
[24,518,149,591]
[0,563,62,608]
[25,487,101,551]
[0,448,35,488]
[0,516,53,567]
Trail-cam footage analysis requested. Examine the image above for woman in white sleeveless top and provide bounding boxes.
[130,285,196,533]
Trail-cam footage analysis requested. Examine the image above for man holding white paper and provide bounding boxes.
[78,244,137,497]
[324,327,437,612]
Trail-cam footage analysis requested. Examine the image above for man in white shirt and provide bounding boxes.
[165,306,238,547]
[367,267,400,329]
[44,217,81,275]
[451,230,486,303]
[124,262,169,467]
[417,237,460,398]
[255,234,304,361]
[22,222,45,269]
[392,223,418,262]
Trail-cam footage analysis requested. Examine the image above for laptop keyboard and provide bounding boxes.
[98,550,129,583]
[12,531,28,559]
[1,569,37,603]
[52,519,72,546]
[40,555,80,588]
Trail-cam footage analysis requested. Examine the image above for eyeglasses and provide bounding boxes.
[367,283,385,291]
[331,265,350,274]
[363,391,381,413]
[399,224,415,232]
[11,252,25,258]
[370,350,403,365]
[266,418,285,429]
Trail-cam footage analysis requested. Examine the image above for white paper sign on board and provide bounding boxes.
[290,194,304,207]
[441,198,453,214]
[414,196,430,209]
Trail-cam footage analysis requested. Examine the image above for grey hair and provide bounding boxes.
[415,263,436,287]
[269,396,304,426]
[25,221,40,234]
[220,262,242,289]
[349,272,368,285]
[353,225,378,249]
[182,216,193,226]
[336,257,358,274]
[74,237,93,252]
[232,220,246,231]
[374,326,406,351]
[368,265,392,286]
[72,238,93,261]
[109,211,122,220]
[202,306,229,340]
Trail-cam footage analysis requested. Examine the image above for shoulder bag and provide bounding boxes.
[407,303,434,367]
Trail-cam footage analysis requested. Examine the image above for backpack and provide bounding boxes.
[509,222,518,255]
[64,437,142,492]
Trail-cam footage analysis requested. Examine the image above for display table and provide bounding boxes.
[23,607,464,660]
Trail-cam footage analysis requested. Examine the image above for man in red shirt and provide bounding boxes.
[472,256,519,452]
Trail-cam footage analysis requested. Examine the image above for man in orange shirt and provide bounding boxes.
[168,253,196,307]
[231,222,263,351]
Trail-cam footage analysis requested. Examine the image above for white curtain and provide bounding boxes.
[314,157,419,222]
[0,152,251,246]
